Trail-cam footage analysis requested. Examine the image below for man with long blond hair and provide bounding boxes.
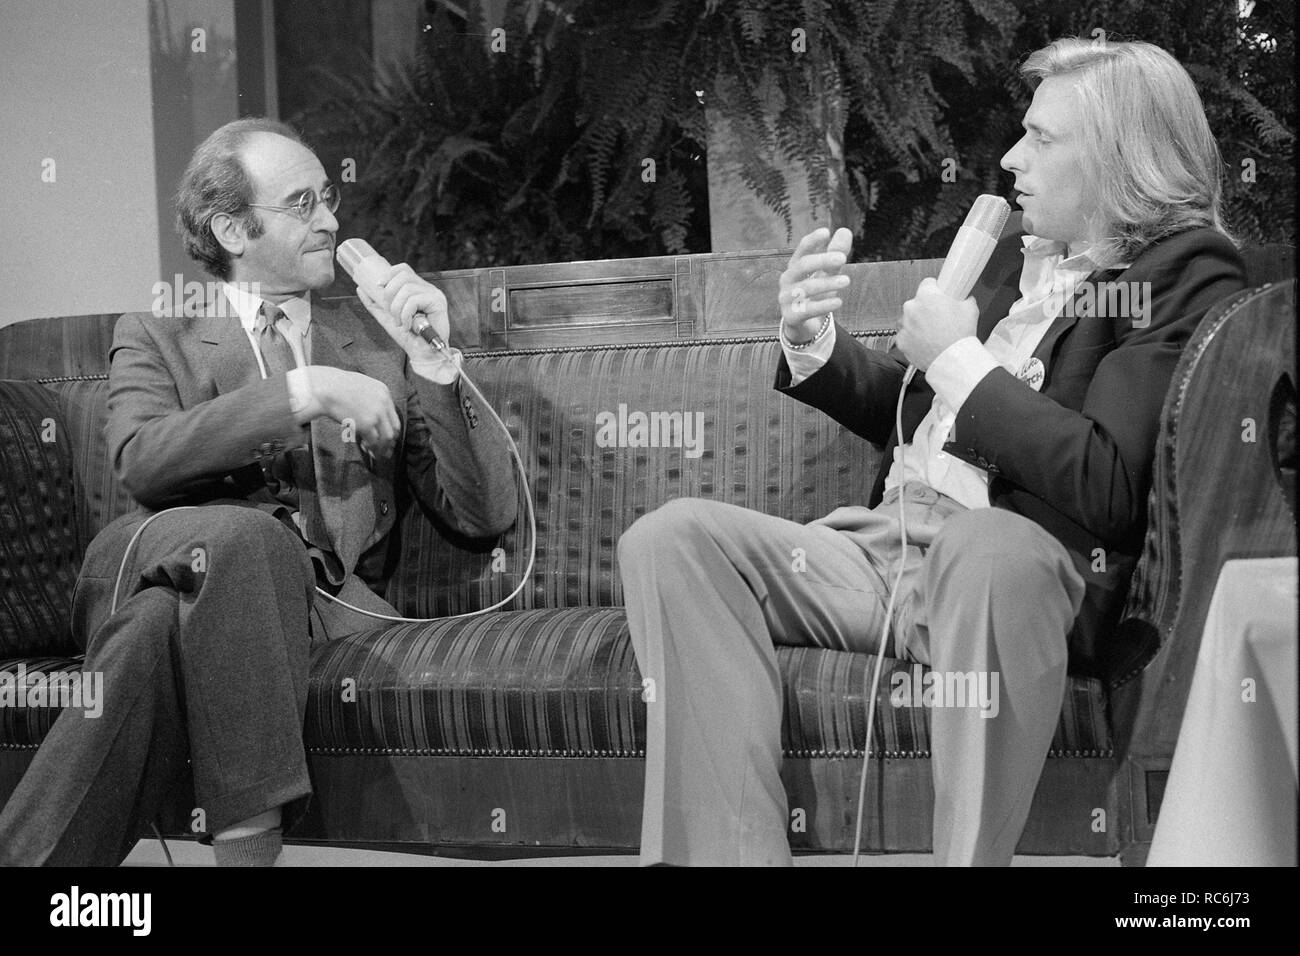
[618,38,1247,865]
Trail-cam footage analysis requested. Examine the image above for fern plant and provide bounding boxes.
[294,0,1293,270]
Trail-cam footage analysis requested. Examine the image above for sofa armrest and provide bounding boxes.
[1110,280,1297,761]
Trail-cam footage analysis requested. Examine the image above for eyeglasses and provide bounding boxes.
[246,183,340,222]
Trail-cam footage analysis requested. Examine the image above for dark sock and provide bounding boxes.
[212,826,283,867]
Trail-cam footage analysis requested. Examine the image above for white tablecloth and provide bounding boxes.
[1148,557,1297,866]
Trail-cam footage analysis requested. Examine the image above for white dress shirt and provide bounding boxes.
[221,282,316,414]
[783,236,1129,510]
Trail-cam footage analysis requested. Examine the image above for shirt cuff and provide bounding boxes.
[925,337,1000,412]
[416,361,462,387]
[410,356,461,385]
[286,367,314,418]
[782,322,837,386]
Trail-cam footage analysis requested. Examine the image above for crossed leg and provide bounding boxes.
[0,504,317,866]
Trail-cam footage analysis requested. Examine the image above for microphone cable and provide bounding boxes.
[850,365,914,866]
[312,362,536,622]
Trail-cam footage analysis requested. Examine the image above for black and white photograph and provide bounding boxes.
[0,0,1293,931]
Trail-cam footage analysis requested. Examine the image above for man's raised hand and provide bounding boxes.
[355,262,451,361]
[779,227,854,344]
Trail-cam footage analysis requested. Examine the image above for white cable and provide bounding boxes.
[110,506,201,615]
[111,363,534,623]
[851,365,913,866]
[312,365,535,622]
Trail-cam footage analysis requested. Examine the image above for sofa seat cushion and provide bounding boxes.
[304,607,1114,758]
[0,655,86,747]
[0,616,1112,759]
[0,610,1112,759]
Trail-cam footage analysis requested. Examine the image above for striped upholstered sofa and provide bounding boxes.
[1,249,1293,864]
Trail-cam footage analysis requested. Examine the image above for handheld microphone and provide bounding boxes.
[901,194,1011,386]
[335,238,448,352]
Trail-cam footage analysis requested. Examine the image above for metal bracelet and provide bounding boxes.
[783,311,834,351]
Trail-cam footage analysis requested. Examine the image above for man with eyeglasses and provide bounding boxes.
[0,117,518,866]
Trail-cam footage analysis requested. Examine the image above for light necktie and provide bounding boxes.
[255,303,333,565]
[255,303,302,376]
[254,302,307,502]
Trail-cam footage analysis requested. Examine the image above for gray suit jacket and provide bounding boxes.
[105,293,518,591]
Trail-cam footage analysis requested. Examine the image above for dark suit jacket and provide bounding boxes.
[776,220,1246,675]
[105,293,517,594]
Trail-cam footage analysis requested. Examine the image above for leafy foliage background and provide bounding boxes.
[296,0,1294,269]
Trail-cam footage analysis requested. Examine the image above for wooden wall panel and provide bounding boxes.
[470,250,943,349]
[494,278,678,350]
[697,253,943,336]
[0,251,945,377]
[427,270,481,350]
[479,255,685,349]
[0,253,939,378]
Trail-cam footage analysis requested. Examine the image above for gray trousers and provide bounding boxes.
[617,485,1086,866]
[0,501,397,866]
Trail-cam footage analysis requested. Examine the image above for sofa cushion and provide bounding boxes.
[0,609,1112,757]
[0,381,84,656]
[304,607,1113,758]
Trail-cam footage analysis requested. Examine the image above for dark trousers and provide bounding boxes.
[0,502,396,866]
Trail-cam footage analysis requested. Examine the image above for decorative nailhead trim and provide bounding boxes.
[468,328,894,360]
[0,737,1117,759]
[1045,749,1115,758]
[785,749,931,759]
[36,373,109,384]
[31,330,897,383]
[299,744,1115,759]
[32,330,904,382]
[305,746,648,758]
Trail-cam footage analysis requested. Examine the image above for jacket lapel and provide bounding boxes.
[972,215,1028,342]
[973,243,1025,342]
[1029,265,1126,368]
[969,212,1123,370]
[199,295,262,394]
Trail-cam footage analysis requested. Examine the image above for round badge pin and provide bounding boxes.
[1017,356,1045,390]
